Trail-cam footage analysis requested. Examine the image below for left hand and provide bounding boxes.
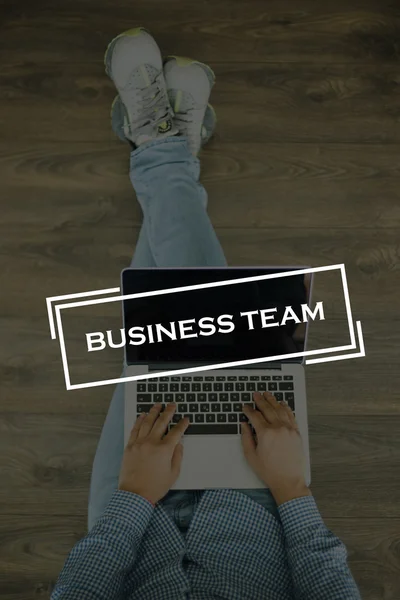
[119,403,189,505]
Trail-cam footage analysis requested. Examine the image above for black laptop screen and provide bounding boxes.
[122,268,310,365]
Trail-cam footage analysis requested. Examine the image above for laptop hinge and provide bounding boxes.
[147,363,282,372]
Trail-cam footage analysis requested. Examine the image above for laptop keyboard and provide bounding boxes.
[136,373,296,435]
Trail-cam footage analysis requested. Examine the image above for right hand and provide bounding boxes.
[241,391,311,506]
[119,403,189,505]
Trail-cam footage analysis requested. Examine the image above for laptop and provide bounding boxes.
[123,267,312,489]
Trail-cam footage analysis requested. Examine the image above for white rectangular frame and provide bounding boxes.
[48,263,364,390]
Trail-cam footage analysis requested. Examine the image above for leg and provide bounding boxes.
[89,28,271,529]
[88,139,226,529]
[130,137,226,267]
[88,381,125,529]
[89,28,224,529]
[130,223,156,267]
[129,137,219,269]
[128,140,278,518]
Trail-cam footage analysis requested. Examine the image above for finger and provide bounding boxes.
[242,403,267,436]
[149,403,176,440]
[274,401,293,427]
[264,391,281,409]
[164,416,190,446]
[253,392,280,425]
[128,413,146,446]
[171,442,184,477]
[240,421,257,464]
[265,394,296,429]
[137,403,162,440]
[282,402,299,430]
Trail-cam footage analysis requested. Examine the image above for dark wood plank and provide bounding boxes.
[326,519,400,600]
[1,62,400,143]
[1,0,400,65]
[0,514,85,599]
[0,314,399,414]
[1,142,400,229]
[0,227,399,319]
[0,413,399,518]
[0,413,99,516]
[213,62,400,143]
[1,0,400,598]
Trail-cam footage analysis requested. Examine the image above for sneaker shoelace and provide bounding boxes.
[174,108,202,152]
[126,72,172,133]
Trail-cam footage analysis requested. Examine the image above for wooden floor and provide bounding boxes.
[1,0,400,597]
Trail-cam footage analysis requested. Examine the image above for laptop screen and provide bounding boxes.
[122,267,311,366]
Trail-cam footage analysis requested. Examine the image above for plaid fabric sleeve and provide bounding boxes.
[51,490,154,600]
[278,495,361,599]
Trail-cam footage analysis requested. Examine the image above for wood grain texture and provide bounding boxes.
[1,0,400,597]
[0,514,85,599]
[1,0,400,65]
[1,413,399,518]
[1,316,399,415]
[1,315,400,413]
[1,62,400,143]
[0,227,399,319]
[2,142,400,228]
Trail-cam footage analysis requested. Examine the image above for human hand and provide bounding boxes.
[241,392,311,506]
[119,403,189,505]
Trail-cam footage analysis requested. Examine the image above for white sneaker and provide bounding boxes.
[163,56,216,155]
[104,28,178,145]
[111,95,217,149]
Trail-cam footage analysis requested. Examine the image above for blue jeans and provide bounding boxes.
[88,137,278,531]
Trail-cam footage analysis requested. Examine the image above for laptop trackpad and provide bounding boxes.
[172,434,265,490]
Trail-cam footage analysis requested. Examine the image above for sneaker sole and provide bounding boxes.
[104,26,149,77]
[202,103,217,146]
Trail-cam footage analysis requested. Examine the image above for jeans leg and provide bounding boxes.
[88,380,125,530]
[129,136,227,267]
[130,223,156,268]
[88,137,226,529]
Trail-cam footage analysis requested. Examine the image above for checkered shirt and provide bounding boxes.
[52,489,361,599]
